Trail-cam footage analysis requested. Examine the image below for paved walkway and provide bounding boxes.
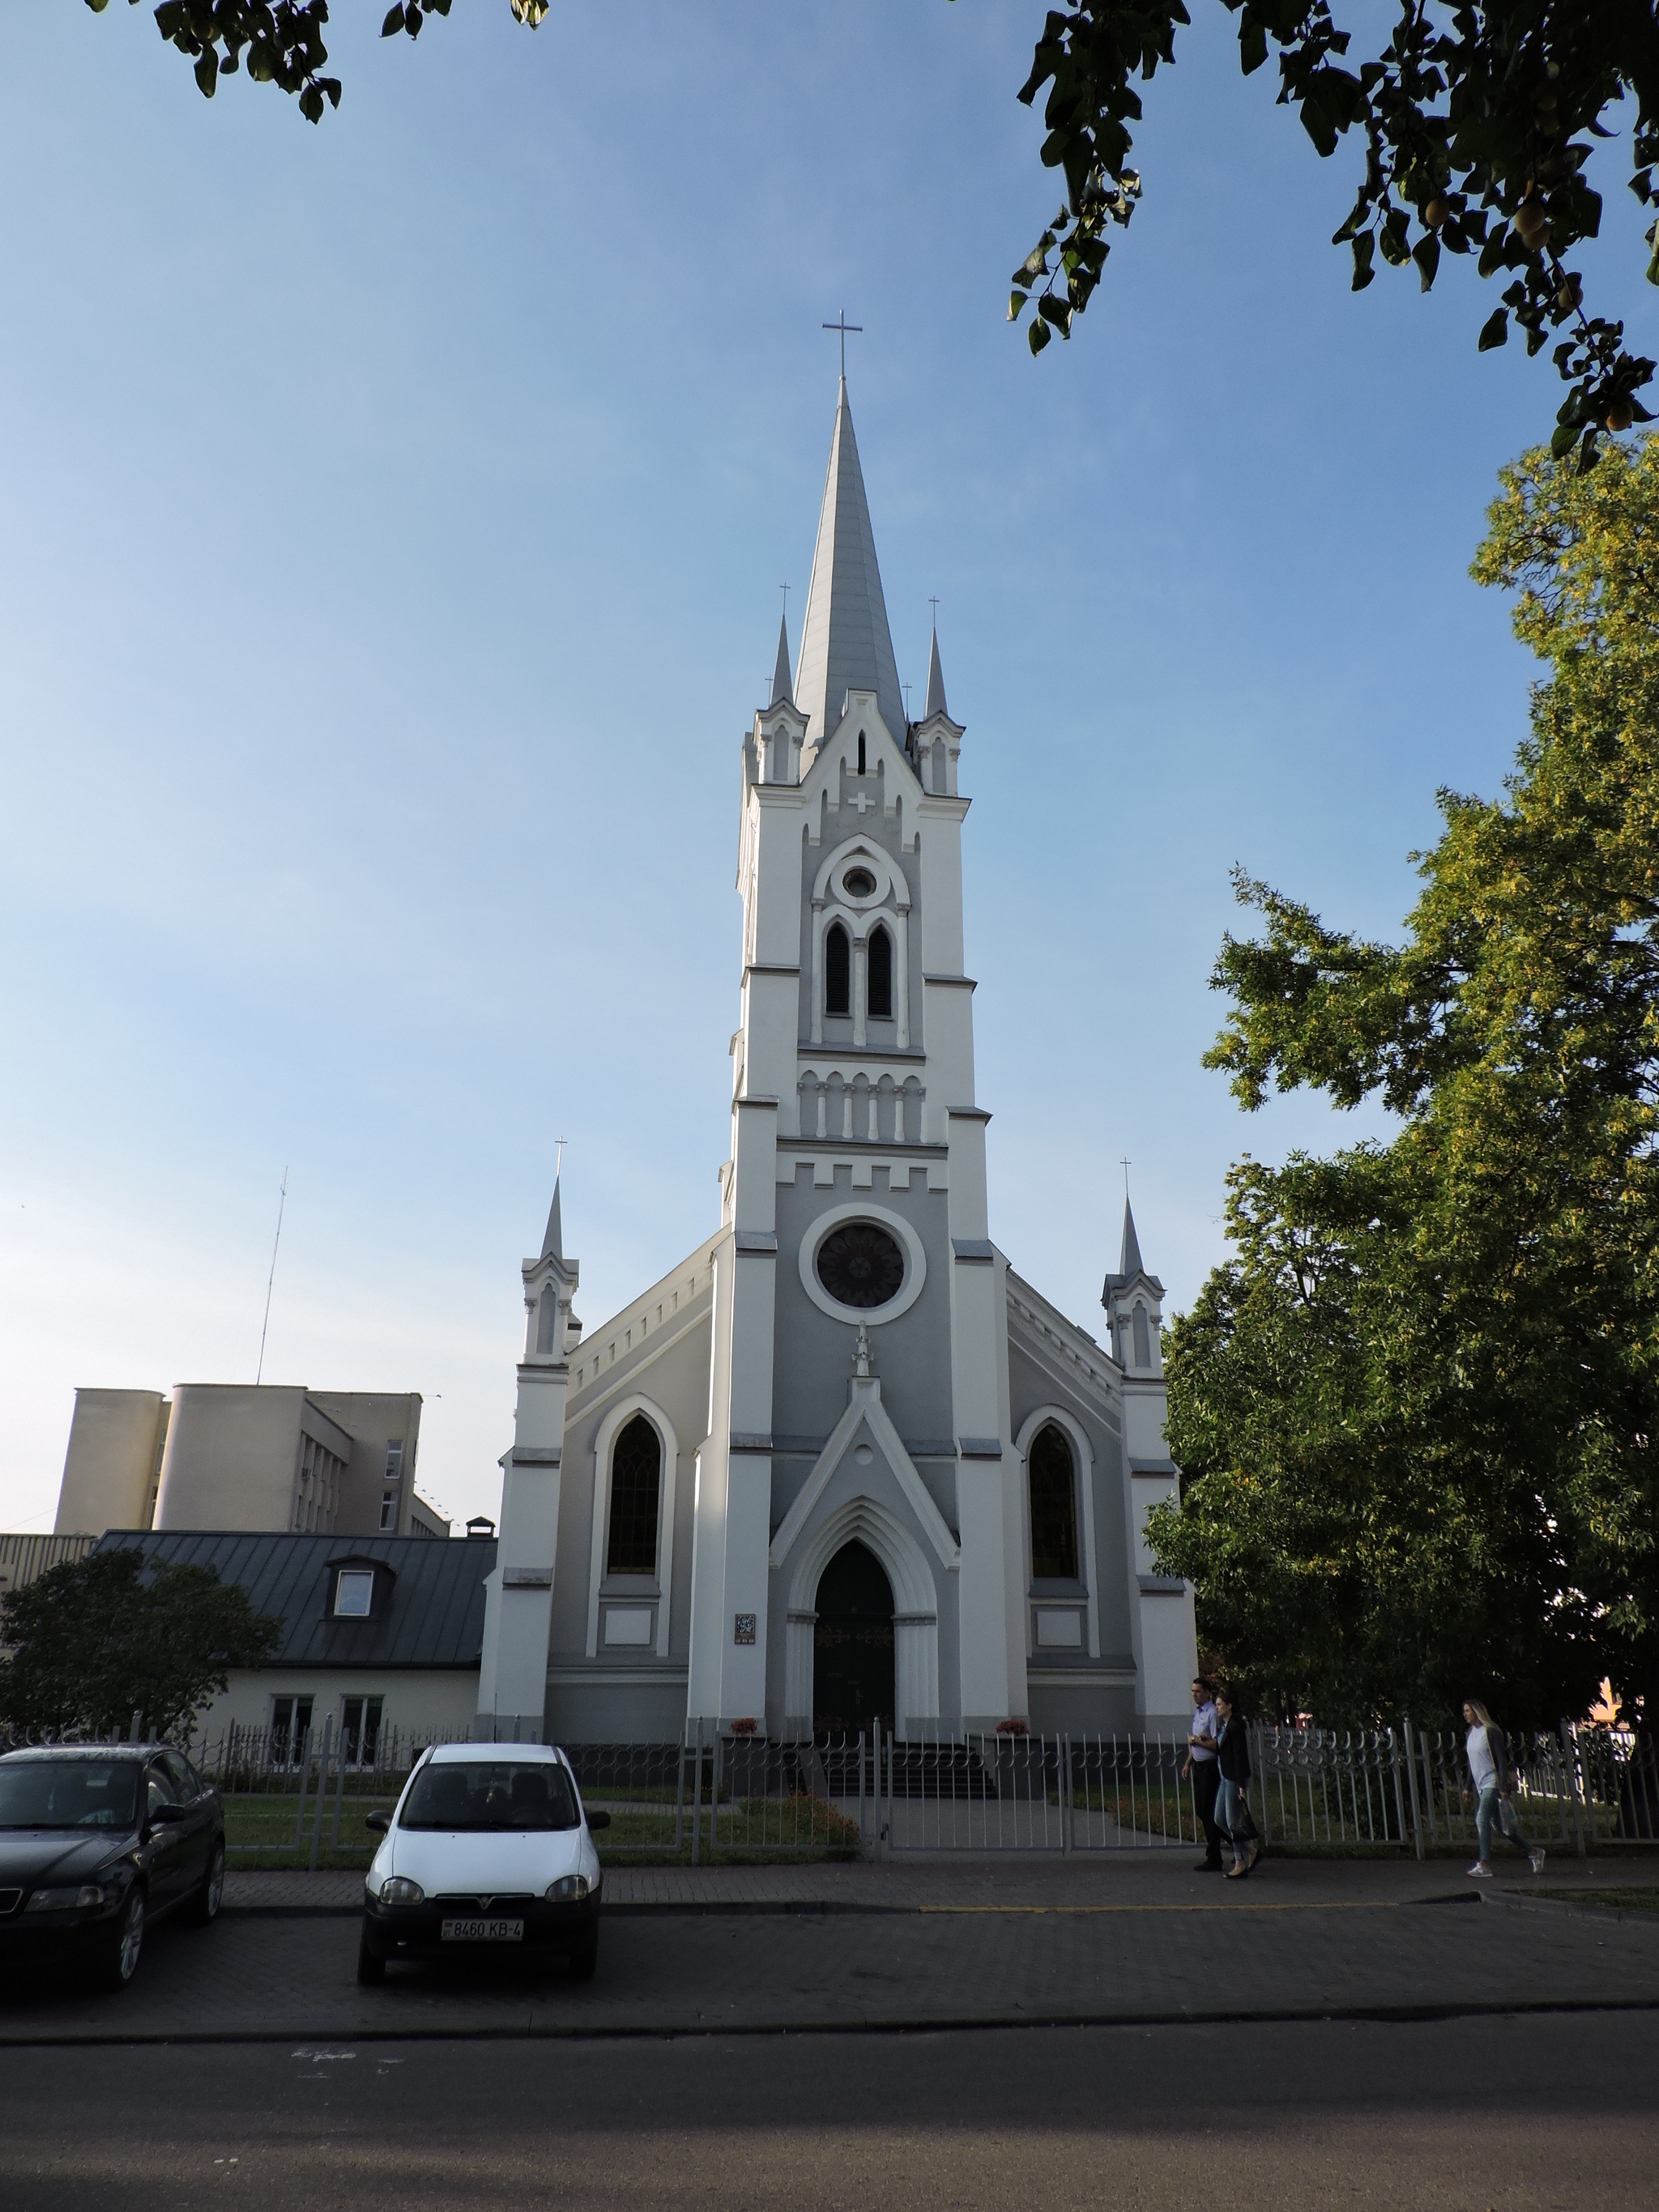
[223,1848,1659,1915]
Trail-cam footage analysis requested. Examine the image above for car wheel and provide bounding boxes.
[96,1887,146,1993]
[183,1840,225,1926]
[567,1927,599,1982]
[356,1927,386,1985]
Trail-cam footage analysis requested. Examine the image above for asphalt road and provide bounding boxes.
[2,2012,1656,2210]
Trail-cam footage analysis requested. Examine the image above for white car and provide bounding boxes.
[357,1742,608,1984]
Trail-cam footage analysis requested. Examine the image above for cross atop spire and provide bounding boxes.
[822,309,862,379]
[793,377,906,748]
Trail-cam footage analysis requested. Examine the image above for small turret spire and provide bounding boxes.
[923,624,948,722]
[770,607,793,706]
[1119,1195,1143,1280]
[539,1179,564,1265]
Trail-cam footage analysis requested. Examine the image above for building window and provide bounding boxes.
[271,1694,313,1767]
[825,923,851,1016]
[295,1435,344,1535]
[335,1568,375,1617]
[379,1491,398,1531]
[384,1439,403,1481]
[857,731,867,774]
[1029,1423,1080,1580]
[606,1414,662,1577]
[868,924,893,1019]
[341,1694,382,1768]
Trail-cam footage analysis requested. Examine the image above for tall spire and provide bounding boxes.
[793,380,906,748]
[923,624,948,722]
[539,1179,564,1265]
[770,607,793,706]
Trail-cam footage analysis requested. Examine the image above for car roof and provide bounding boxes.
[424,1741,565,1765]
[0,1745,158,1762]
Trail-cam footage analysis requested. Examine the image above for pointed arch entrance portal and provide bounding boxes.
[812,1541,894,1735]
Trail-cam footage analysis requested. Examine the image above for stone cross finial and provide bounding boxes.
[853,1323,873,1378]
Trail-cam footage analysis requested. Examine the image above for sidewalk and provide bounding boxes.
[223,1848,1659,1916]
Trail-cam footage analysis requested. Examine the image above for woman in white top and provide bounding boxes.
[1465,1698,1546,1879]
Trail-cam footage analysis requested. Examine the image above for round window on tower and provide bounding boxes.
[841,867,876,899]
[816,1222,905,1311]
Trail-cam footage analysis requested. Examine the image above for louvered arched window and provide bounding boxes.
[825,922,851,1016]
[867,925,893,1019]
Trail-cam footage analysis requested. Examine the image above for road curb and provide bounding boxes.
[4,1994,1659,2049]
[221,1892,1484,1920]
[1480,1890,1659,1931]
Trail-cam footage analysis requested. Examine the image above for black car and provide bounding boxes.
[0,1744,225,1991]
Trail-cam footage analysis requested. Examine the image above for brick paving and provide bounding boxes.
[3,1885,1658,2044]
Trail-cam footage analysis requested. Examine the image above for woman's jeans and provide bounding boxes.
[1476,1786,1533,1861]
[1216,1778,1255,1858]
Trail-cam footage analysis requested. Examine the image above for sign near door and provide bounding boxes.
[733,1613,757,1645]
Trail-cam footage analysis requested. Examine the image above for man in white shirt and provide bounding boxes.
[1183,1676,1222,1871]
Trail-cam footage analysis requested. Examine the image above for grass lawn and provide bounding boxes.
[220,1789,861,1869]
[1529,1886,1659,1915]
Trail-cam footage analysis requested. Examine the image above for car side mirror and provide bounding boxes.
[365,1809,390,1833]
[151,1801,189,1825]
[586,1809,611,1832]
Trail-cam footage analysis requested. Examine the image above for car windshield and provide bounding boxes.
[399,1760,582,1832]
[0,1759,142,1831]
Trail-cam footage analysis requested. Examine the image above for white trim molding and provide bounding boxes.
[585,1392,681,1660]
[797,1200,928,1327]
[1013,1404,1100,1660]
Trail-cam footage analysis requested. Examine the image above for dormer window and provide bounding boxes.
[335,1569,373,1617]
[326,1556,394,1619]
[868,925,893,1019]
[825,923,851,1016]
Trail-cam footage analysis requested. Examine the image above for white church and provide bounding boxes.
[476,377,1197,1745]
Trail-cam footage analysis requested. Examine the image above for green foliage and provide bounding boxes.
[1013,3,1658,466]
[0,1548,283,1741]
[1152,434,1659,1728]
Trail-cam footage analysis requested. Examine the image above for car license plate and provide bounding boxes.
[441,1917,524,1943]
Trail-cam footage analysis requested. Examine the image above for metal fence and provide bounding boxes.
[6,1715,1657,1861]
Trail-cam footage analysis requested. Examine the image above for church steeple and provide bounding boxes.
[770,608,793,707]
[793,379,906,749]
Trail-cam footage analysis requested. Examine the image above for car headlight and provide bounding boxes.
[545,1874,591,1902]
[377,1877,424,1907]
[26,1883,112,1912]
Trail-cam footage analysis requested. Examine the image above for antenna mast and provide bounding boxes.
[255,1168,288,1386]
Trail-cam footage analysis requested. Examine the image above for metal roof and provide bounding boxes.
[93,1529,497,1672]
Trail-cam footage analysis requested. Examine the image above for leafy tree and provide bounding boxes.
[88,2,1659,467]
[0,1547,282,1741]
[1149,432,1659,1729]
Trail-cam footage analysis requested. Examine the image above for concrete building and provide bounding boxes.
[54,1387,446,1541]
[476,375,1198,1745]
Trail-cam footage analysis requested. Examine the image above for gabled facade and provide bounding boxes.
[477,378,1196,1744]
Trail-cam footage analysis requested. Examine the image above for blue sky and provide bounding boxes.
[2,2,1652,1533]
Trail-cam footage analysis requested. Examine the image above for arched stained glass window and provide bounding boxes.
[867,925,893,1019]
[825,922,851,1016]
[1029,1422,1079,1580]
[606,1414,662,1577]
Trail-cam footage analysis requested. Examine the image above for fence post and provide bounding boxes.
[1401,1718,1425,1860]
[674,1729,685,1855]
[309,1717,334,1873]
[858,1728,867,1856]
[690,1717,702,1868]
[1560,1720,1588,1858]
[292,1724,313,1850]
[331,1715,349,1845]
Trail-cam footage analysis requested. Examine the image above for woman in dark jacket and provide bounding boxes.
[1213,1686,1260,1878]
